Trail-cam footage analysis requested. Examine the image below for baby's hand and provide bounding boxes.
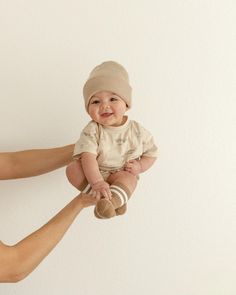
[91,180,111,201]
[124,160,142,176]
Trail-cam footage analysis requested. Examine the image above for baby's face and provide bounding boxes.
[88,91,127,127]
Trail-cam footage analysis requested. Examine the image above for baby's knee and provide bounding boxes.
[65,163,73,179]
[119,171,138,184]
[66,161,85,188]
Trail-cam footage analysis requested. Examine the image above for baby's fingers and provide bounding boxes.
[95,192,101,201]
[102,189,112,200]
[91,190,101,201]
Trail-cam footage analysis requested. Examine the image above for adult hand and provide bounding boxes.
[78,193,97,207]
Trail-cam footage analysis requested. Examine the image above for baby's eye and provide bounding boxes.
[91,100,100,104]
[110,97,118,102]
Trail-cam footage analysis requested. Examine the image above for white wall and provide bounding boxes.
[1,1,235,294]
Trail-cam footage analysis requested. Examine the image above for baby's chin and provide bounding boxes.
[97,115,126,127]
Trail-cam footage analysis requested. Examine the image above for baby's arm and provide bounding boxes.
[80,152,111,200]
[138,156,156,173]
[124,156,156,177]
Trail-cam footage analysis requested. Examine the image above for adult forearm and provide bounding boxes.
[14,196,83,280]
[3,144,74,179]
[0,195,90,282]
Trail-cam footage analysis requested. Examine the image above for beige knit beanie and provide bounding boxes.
[83,61,132,112]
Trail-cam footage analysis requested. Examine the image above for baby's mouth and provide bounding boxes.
[100,112,113,117]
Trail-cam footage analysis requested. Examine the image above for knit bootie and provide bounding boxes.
[115,204,127,215]
[94,182,131,219]
[94,199,116,219]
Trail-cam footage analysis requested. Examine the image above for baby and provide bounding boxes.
[66,61,157,219]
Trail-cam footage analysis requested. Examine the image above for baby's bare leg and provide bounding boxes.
[66,160,88,191]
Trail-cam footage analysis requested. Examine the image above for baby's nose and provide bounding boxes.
[101,103,110,110]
